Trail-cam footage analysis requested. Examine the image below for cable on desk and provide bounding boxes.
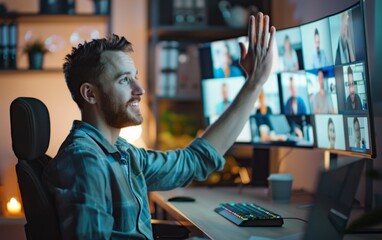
[282,217,309,223]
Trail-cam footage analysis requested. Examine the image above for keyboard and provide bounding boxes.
[214,202,284,227]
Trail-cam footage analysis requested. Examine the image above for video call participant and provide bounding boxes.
[328,117,336,149]
[254,90,273,139]
[345,66,363,111]
[281,35,299,71]
[284,76,307,115]
[335,10,355,65]
[213,42,242,78]
[255,90,273,116]
[216,82,232,115]
[312,69,335,114]
[312,28,328,69]
[353,117,362,148]
[43,13,276,239]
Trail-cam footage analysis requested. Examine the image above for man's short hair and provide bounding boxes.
[63,34,133,109]
[353,117,360,128]
[314,28,319,37]
[347,66,353,76]
[328,117,334,140]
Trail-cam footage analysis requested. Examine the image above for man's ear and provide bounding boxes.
[80,82,97,104]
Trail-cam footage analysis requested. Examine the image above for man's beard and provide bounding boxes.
[99,91,143,129]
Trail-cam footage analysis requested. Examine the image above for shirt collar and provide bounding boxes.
[72,120,123,154]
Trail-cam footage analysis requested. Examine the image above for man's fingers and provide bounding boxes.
[239,42,247,63]
[256,12,264,55]
[248,15,255,52]
[262,15,270,53]
[268,26,276,56]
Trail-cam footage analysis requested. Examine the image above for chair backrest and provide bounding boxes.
[10,97,61,240]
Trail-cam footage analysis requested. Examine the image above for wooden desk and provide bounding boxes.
[150,186,381,240]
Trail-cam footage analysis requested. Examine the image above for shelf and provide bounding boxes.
[150,25,247,41]
[0,13,109,22]
[156,96,201,102]
[0,13,109,23]
[0,68,62,74]
[148,0,272,148]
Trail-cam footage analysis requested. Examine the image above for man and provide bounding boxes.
[345,66,363,111]
[216,82,232,115]
[312,28,328,69]
[43,13,275,239]
[312,69,335,114]
[335,11,355,65]
[284,76,307,115]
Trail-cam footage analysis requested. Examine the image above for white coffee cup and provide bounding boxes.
[268,173,293,203]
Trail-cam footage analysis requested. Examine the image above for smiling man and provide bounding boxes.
[43,12,275,240]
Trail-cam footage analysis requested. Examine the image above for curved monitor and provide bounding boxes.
[198,0,376,158]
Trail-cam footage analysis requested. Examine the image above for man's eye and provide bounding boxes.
[120,77,132,84]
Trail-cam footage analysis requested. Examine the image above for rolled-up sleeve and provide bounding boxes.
[135,138,226,191]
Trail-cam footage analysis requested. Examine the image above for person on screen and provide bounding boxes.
[330,82,336,93]
[42,13,276,239]
[312,28,328,69]
[213,42,242,78]
[353,117,362,148]
[312,69,335,114]
[328,117,336,149]
[281,35,299,71]
[362,138,366,149]
[254,90,273,137]
[345,66,363,111]
[284,76,307,115]
[255,90,272,115]
[335,11,355,65]
[216,82,232,115]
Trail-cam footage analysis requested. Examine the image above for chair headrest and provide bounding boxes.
[10,97,50,161]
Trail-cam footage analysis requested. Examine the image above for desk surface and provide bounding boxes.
[150,186,380,240]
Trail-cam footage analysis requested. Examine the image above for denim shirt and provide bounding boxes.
[43,120,225,240]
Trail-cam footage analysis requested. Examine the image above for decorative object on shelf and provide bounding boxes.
[40,0,75,14]
[70,26,100,46]
[23,39,48,70]
[6,197,22,216]
[93,0,111,15]
[0,3,7,14]
[45,34,66,52]
[172,0,207,26]
[218,0,259,28]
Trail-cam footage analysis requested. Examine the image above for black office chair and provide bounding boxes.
[10,97,61,240]
[10,97,189,240]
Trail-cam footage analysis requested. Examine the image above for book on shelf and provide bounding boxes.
[156,40,201,99]
[0,20,17,70]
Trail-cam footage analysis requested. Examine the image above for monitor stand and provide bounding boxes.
[324,151,338,170]
[250,147,270,187]
[325,151,373,210]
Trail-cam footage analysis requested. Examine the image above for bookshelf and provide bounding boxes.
[147,0,271,150]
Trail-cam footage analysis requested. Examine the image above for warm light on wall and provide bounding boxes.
[6,197,22,216]
[120,125,147,148]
